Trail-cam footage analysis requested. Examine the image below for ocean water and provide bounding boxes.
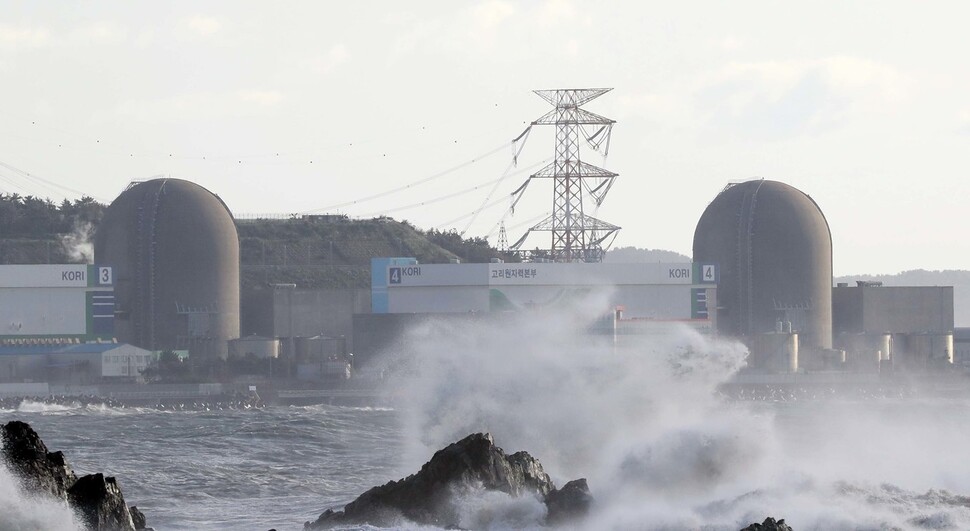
[4,397,970,531]
[0,403,403,530]
[4,303,970,530]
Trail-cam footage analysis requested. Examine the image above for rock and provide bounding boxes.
[740,517,793,531]
[307,433,592,529]
[129,506,152,530]
[545,478,593,525]
[68,473,136,531]
[1,420,77,500]
[2,420,147,531]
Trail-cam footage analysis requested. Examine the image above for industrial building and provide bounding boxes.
[694,178,955,375]
[0,342,152,384]
[0,264,155,383]
[371,258,715,319]
[352,257,719,363]
[694,179,832,351]
[241,285,369,352]
[0,264,115,342]
[94,178,240,360]
[833,282,954,371]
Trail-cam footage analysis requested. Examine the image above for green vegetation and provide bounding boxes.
[0,196,505,288]
[0,194,104,238]
[236,215,506,289]
[0,194,104,264]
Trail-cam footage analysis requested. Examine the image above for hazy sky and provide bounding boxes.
[0,1,967,276]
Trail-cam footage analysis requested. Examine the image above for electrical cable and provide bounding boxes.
[301,143,509,214]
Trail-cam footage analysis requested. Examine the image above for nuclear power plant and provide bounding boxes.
[0,90,959,390]
[694,179,952,374]
[0,174,957,389]
[94,178,240,360]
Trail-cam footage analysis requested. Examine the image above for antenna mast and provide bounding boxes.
[511,88,620,262]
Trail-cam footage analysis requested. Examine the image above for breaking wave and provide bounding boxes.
[379,294,970,530]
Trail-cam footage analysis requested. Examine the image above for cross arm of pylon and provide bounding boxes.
[528,213,620,232]
[530,107,616,126]
[530,160,618,179]
[532,88,612,107]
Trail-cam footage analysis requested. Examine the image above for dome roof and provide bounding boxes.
[693,179,832,349]
[94,179,239,358]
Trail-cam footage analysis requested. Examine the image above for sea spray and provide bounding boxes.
[378,294,970,530]
[0,463,82,531]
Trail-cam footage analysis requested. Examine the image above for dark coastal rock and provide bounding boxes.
[545,478,593,525]
[129,506,150,530]
[1,420,78,499]
[2,420,144,531]
[69,473,137,531]
[740,517,793,531]
[306,433,591,529]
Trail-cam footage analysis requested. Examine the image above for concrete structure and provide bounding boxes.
[373,260,716,321]
[229,336,280,359]
[833,284,954,370]
[0,342,152,383]
[954,327,970,365]
[693,179,833,352]
[0,264,115,341]
[833,284,953,335]
[355,258,718,367]
[95,178,240,359]
[241,286,369,352]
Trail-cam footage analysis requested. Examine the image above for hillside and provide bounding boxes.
[236,216,503,289]
[0,194,503,289]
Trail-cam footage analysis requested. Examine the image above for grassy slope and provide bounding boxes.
[237,216,463,290]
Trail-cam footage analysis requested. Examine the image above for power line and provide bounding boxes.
[0,160,104,201]
[358,159,546,219]
[301,143,509,214]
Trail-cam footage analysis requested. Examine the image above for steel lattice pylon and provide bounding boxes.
[513,88,620,262]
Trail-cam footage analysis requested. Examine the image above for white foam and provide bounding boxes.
[0,464,83,531]
[379,292,970,530]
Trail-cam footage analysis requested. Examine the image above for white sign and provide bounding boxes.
[98,267,113,285]
[0,265,89,288]
[701,265,716,283]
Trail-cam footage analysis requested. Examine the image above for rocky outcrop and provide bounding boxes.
[545,478,593,525]
[1,419,77,499]
[306,433,591,529]
[740,517,793,531]
[2,420,145,531]
[129,506,152,530]
[68,473,137,531]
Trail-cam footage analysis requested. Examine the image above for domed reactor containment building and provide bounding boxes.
[94,178,240,359]
[693,179,833,364]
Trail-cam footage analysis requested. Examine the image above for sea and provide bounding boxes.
[4,310,970,530]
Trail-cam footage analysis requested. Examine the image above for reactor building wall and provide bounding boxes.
[94,178,240,359]
[693,179,833,351]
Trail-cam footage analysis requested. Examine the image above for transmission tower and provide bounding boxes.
[510,88,620,262]
[497,221,509,253]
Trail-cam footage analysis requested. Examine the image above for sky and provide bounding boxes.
[0,1,968,276]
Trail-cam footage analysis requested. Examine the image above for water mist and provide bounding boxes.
[379,291,970,530]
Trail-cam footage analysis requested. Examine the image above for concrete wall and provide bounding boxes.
[241,288,370,350]
[833,286,954,334]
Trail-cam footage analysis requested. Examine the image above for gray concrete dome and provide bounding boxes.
[94,178,239,359]
[693,179,832,349]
